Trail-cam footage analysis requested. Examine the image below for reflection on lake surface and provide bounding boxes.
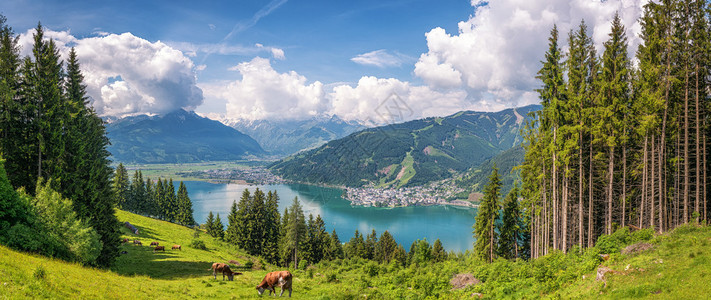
[184,181,477,252]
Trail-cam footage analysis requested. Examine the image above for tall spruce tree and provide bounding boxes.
[474,166,502,263]
[176,181,194,226]
[112,164,129,209]
[285,197,306,268]
[498,184,521,259]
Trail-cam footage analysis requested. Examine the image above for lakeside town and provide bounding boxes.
[177,165,477,208]
[176,166,287,184]
[343,180,476,208]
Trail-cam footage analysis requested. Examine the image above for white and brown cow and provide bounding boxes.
[209,262,242,281]
[256,271,292,297]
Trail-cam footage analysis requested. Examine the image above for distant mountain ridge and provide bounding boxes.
[226,116,365,156]
[270,104,542,188]
[106,109,265,163]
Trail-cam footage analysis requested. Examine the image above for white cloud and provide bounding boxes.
[205,57,325,120]
[18,29,203,117]
[351,49,411,68]
[330,76,471,123]
[414,0,646,107]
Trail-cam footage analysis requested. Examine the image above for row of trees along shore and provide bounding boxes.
[521,4,710,259]
[204,189,448,268]
[112,164,195,226]
[0,18,120,266]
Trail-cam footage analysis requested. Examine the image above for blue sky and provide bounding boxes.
[1,0,646,122]
[3,0,469,82]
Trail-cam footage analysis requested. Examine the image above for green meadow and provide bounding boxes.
[1,210,710,299]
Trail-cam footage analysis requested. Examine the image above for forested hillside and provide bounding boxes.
[271,105,540,187]
[519,4,710,259]
[106,109,265,163]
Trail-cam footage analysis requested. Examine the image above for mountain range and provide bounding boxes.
[270,104,541,188]
[226,116,365,156]
[105,109,264,163]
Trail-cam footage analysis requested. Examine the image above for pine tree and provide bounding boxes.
[176,181,194,226]
[205,211,215,237]
[498,184,521,259]
[285,197,306,268]
[474,166,502,263]
[375,230,397,263]
[326,229,344,260]
[165,179,176,222]
[263,191,281,264]
[225,200,239,245]
[432,239,446,262]
[364,229,378,260]
[213,213,224,240]
[112,164,129,209]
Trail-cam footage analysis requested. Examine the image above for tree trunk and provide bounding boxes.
[588,139,594,247]
[553,126,558,250]
[607,146,615,235]
[578,129,584,249]
[684,68,690,224]
[641,135,648,228]
[694,62,700,223]
[622,145,627,228]
[562,170,568,253]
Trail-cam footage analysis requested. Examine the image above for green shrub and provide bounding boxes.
[364,262,379,277]
[298,260,307,270]
[244,261,254,269]
[190,239,207,250]
[33,266,46,280]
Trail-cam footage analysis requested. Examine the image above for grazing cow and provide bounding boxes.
[153,246,165,253]
[208,263,242,281]
[172,245,181,250]
[256,271,293,297]
[122,238,129,243]
[133,240,142,246]
[150,242,159,246]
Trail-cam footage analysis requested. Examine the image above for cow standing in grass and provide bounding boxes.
[153,246,165,253]
[257,271,293,297]
[172,245,181,250]
[209,263,242,281]
[150,242,159,246]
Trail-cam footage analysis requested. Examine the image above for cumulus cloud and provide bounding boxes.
[330,76,472,123]
[18,29,203,117]
[203,58,475,122]
[414,0,646,107]
[351,49,411,68]
[204,57,325,120]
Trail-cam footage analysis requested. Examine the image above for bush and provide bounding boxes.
[298,260,307,270]
[244,261,254,269]
[33,266,46,280]
[190,239,207,250]
[326,273,337,283]
[364,262,379,277]
[595,227,654,254]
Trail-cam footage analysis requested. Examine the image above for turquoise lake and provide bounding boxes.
[183,181,477,252]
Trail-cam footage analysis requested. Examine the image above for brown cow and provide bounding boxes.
[150,241,159,246]
[122,238,129,243]
[256,271,293,297]
[133,240,142,246]
[153,246,165,253]
[172,245,181,250]
[208,263,242,281]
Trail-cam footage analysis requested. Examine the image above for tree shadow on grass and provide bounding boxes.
[112,247,222,279]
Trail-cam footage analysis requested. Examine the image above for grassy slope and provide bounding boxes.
[556,225,711,299]
[1,210,710,299]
